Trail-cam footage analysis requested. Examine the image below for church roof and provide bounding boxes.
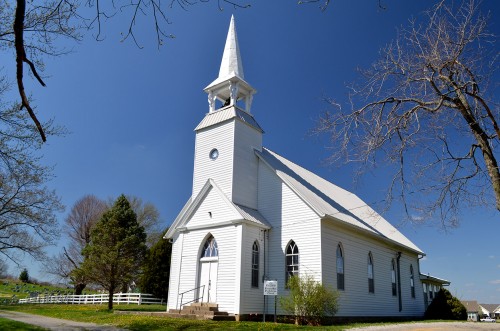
[219,15,244,80]
[234,204,271,228]
[419,274,450,285]
[164,178,270,239]
[204,15,255,96]
[195,106,263,132]
[256,148,424,255]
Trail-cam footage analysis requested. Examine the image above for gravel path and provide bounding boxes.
[0,310,126,331]
[349,321,500,331]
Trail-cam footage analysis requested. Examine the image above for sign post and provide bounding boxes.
[263,280,278,322]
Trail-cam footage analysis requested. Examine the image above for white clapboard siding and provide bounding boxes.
[321,220,425,317]
[231,119,262,209]
[193,118,262,210]
[170,225,240,314]
[398,253,425,316]
[257,161,322,315]
[186,185,241,228]
[176,231,204,309]
[193,121,235,198]
[209,225,239,313]
[239,223,266,314]
[167,231,183,311]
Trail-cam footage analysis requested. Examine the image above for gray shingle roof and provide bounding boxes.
[461,300,481,312]
[480,304,500,314]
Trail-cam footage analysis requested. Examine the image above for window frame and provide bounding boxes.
[336,244,345,291]
[285,240,299,285]
[368,252,374,293]
[201,236,218,258]
[410,265,415,298]
[251,241,259,288]
[391,259,397,296]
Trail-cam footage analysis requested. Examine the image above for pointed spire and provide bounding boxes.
[218,15,244,80]
[205,15,256,113]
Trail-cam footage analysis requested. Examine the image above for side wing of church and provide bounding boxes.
[164,16,449,319]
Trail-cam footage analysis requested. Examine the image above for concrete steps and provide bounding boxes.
[167,302,235,321]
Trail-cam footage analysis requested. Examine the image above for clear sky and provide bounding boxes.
[4,0,499,304]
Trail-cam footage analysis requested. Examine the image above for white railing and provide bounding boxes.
[18,293,164,305]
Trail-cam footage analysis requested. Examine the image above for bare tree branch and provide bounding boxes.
[315,0,499,227]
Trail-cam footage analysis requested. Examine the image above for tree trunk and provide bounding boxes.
[454,89,500,210]
[108,285,114,310]
[74,283,86,295]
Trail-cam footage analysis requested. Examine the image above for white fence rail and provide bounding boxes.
[18,293,164,305]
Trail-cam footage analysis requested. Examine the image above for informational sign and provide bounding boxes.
[263,280,278,296]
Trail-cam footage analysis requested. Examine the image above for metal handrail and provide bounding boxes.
[178,285,205,311]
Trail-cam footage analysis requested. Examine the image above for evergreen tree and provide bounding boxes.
[19,268,29,283]
[138,231,171,300]
[77,195,147,310]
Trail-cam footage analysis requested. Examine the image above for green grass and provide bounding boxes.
[0,304,367,330]
[0,317,47,331]
[0,278,84,301]
[0,304,470,330]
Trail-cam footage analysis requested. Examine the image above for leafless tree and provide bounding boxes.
[65,195,107,253]
[0,78,64,262]
[2,0,82,142]
[46,194,106,294]
[47,194,161,292]
[3,0,249,142]
[0,259,8,278]
[315,0,499,227]
[298,0,385,11]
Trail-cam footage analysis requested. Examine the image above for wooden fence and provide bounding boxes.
[18,293,164,305]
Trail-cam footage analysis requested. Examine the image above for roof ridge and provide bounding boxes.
[259,147,424,254]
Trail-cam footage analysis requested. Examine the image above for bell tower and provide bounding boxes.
[192,16,262,209]
[204,15,255,113]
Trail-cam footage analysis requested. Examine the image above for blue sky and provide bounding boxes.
[4,1,499,303]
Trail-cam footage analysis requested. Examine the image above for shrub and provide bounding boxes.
[280,275,339,325]
[424,288,467,320]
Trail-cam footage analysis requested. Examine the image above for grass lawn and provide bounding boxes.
[0,278,94,302]
[0,304,371,330]
[0,317,47,331]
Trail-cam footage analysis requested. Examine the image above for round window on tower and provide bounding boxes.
[209,148,219,160]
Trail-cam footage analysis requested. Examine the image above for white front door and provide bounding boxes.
[199,259,218,302]
[198,236,219,303]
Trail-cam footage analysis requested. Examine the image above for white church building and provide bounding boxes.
[164,16,449,319]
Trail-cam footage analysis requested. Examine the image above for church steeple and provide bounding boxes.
[219,15,244,80]
[205,15,256,113]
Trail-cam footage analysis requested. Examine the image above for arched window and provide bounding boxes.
[285,240,299,284]
[410,265,415,298]
[336,244,344,290]
[201,236,218,258]
[368,252,374,293]
[251,241,259,288]
[391,259,397,296]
